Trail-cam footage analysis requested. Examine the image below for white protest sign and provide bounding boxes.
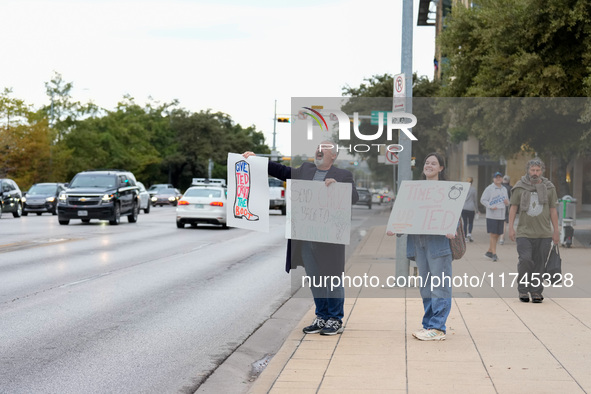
[226,153,269,231]
[286,179,352,245]
[386,180,470,235]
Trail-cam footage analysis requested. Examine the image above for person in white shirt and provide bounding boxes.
[480,172,509,261]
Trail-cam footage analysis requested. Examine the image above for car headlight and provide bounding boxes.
[59,193,67,202]
[102,194,115,202]
[22,196,27,202]
[151,196,157,202]
[46,197,55,202]
[168,196,176,201]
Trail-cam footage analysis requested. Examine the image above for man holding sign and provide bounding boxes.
[387,153,468,341]
[243,141,358,336]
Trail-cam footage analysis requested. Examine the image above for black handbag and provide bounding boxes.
[544,243,562,284]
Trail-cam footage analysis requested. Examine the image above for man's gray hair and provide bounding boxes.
[526,157,545,172]
[320,140,339,158]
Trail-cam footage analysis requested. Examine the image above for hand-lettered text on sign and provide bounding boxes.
[227,153,269,232]
[286,180,352,245]
[386,181,470,235]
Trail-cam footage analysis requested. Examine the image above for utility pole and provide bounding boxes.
[395,0,414,279]
[271,100,278,162]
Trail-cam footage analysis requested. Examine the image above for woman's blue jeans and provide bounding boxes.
[414,235,453,333]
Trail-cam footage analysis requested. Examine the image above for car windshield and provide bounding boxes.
[184,188,222,198]
[268,178,283,187]
[27,184,58,195]
[70,175,116,188]
[157,188,178,195]
[149,185,169,191]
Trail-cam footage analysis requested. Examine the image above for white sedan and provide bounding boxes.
[176,185,227,229]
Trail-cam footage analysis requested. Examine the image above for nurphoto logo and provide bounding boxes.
[301,107,418,154]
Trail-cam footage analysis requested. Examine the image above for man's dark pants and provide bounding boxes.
[516,237,552,294]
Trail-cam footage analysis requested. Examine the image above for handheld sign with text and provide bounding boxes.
[227,153,269,231]
[386,180,470,235]
[286,180,352,245]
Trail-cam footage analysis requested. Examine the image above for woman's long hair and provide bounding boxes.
[421,152,447,181]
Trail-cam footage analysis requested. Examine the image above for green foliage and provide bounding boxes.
[341,74,443,185]
[448,126,469,144]
[0,75,270,190]
[439,0,591,98]
[438,1,591,194]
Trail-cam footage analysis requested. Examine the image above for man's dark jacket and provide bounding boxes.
[268,161,359,273]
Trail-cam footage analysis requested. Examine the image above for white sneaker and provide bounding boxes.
[412,328,427,338]
[499,238,504,245]
[414,329,446,341]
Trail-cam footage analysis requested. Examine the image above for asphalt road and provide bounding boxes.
[0,203,384,393]
[0,207,297,394]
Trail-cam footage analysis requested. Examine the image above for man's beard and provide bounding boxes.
[527,174,540,183]
[314,152,325,167]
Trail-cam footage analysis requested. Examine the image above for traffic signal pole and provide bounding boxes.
[395,0,413,280]
[272,100,278,161]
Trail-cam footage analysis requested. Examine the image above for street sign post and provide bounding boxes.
[393,73,406,112]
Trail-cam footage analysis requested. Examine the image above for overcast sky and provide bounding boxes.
[1,0,435,155]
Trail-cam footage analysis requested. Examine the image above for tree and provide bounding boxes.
[1,74,271,189]
[341,73,444,185]
[438,0,591,194]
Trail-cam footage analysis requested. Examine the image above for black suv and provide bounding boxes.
[57,170,140,225]
[0,178,23,218]
[355,187,372,209]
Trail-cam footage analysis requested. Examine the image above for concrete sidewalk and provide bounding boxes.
[250,214,591,393]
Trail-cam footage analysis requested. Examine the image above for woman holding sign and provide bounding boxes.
[387,152,455,341]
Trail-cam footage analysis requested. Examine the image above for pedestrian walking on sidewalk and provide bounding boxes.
[480,172,509,262]
[387,152,455,341]
[500,175,512,244]
[508,158,559,303]
[461,177,478,243]
[243,141,358,335]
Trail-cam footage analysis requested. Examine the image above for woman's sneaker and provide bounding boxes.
[412,328,427,338]
[414,329,446,341]
[320,318,344,335]
[302,317,326,334]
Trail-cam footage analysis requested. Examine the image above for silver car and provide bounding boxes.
[136,182,150,214]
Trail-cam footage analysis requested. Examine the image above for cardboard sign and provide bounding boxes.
[286,179,352,245]
[386,180,470,235]
[226,153,269,231]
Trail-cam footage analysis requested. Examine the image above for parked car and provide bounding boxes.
[22,183,66,216]
[136,182,150,214]
[57,170,140,225]
[269,177,286,215]
[147,183,174,197]
[176,179,227,228]
[0,178,23,218]
[151,188,182,207]
[355,187,372,209]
